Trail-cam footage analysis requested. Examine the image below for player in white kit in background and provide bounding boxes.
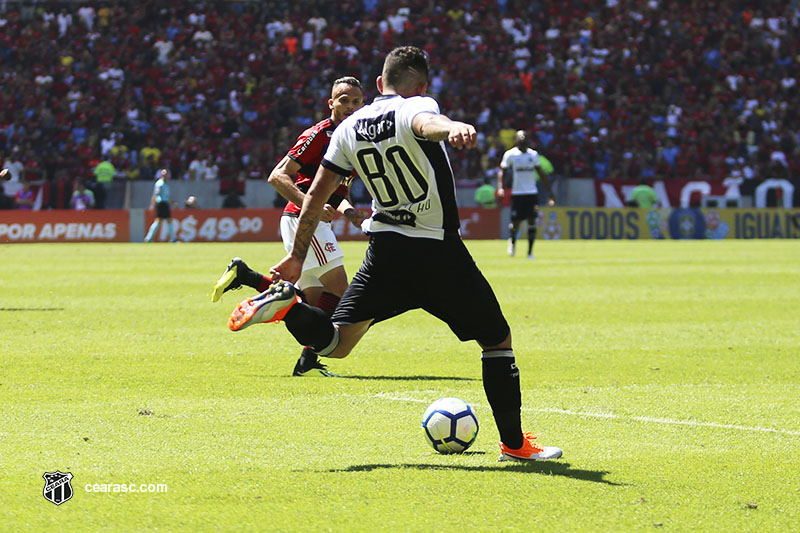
[497,130,555,259]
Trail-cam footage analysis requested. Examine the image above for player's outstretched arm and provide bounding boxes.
[412,113,477,150]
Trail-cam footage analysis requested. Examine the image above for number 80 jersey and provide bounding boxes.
[321,94,460,240]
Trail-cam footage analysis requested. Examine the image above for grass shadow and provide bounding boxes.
[339,375,479,382]
[252,374,478,381]
[0,307,64,312]
[321,462,625,486]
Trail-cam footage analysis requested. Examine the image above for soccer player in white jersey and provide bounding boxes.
[497,130,555,258]
[228,46,562,462]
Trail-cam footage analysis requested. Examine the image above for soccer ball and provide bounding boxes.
[421,397,479,454]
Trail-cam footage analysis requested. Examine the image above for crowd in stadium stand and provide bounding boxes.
[1,0,798,208]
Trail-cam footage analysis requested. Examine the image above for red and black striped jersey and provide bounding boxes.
[284,117,350,215]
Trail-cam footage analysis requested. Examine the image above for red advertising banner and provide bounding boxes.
[0,209,129,243]
[457,207,501,239]
[145,208,284,242]
[145,207,503,242]
[595,179,733,208]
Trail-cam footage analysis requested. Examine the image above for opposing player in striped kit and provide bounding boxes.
[212,76,366,376]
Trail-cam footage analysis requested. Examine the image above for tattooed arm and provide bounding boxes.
[270,166,343,283]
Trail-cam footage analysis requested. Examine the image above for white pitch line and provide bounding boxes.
[372,393,800,436]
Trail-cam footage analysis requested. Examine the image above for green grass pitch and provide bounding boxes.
[1,239,798,531]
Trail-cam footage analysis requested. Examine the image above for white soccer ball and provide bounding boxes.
[421,397,479,454]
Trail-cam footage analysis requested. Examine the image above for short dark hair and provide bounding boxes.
[332,76,362,90]
[382,46,429,92]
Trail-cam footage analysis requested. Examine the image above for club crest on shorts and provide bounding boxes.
[43,471,74,506]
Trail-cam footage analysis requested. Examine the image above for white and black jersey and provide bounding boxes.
[322,92,510,346]
[500,146,541,195]
[322,94,459,240]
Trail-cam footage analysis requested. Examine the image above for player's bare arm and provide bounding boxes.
[537,164,556,206]
[337,197,367,229]
[267,156,306,206]
[268,155,337,222]
[412,112,477,150]
[497,167,507,198]
[292,167,342,260]
[270,166,342,283]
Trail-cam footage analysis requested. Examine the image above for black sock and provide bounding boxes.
[284,303,336,352]
[243,268,267,290]
[509,224,517,244]
[482,350,522,449]
[527,226,537,255]
[298,346,318,364]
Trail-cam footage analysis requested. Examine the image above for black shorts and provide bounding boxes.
[331,231,510,346]
[155,201,172,219]
[510,194,538,221]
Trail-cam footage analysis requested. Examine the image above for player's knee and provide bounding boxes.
[328,334,356,359]
[327,346,352,359]
[477,331,512,351]
[328,321,371,358]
